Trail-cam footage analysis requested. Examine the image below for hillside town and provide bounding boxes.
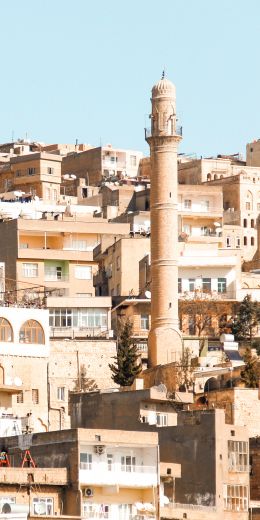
[0,75,259,520]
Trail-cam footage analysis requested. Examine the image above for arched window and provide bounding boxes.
[19,320,44,344]
[207,173,211,181]
[214,174,218,180]
[246,190,253,210]
[0,318,13,342]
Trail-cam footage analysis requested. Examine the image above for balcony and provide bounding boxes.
[228,464,250,473]
[145,125,182,139]
[44,274,69,282]
[178,290,234,301]
[79,463,157,488]
[0,467,68,485]
[18,247,93,262]
[83,515,155,520]
[50,327,110,339]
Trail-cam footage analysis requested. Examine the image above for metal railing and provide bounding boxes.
[145,125,182,139]
[44,274,69,282]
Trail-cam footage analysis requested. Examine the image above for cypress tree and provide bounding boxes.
[232,295,260,342]
[109,320,142,386]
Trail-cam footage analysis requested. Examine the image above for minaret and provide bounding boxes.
[145,74,183,367]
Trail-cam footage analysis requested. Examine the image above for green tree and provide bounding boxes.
[240,347,259,388]
[175,347,197,391]
[109,320,142,387]
[232,295,260,343]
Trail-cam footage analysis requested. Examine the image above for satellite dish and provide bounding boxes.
[145,290,151,299]
[214,222,221,227]
[34,503,47,515]
[14,377,22,387]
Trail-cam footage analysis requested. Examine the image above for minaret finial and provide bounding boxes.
[161,69,165,80]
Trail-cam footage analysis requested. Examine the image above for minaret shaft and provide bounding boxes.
[146,77,183,366]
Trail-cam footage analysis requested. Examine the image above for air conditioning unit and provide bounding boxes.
[84,488,94,498]
[94,445,106,455]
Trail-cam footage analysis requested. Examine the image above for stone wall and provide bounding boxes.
[48,338,117,430]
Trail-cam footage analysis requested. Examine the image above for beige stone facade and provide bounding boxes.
[62,145,143,186]
[0,152,62,201]
[0,428,160,520]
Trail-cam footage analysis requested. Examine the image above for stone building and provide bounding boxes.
[62,144,143,186]
[70,388,250,519]
[0,214,129,303]
[0,152,62,201]
[0,305,49,433]
[0,428,160,520]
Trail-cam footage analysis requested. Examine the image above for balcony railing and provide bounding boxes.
[178,290,233,301]
[44,274,69,282]
[145,125,182,139]
[83,515,155,520]
[50,327,109,339]
[79,463,157,487]
[228,464,250,473]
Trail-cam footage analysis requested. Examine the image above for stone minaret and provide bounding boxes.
[145,74,183,367]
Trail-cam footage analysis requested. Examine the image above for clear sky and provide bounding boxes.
[1,0,260,158]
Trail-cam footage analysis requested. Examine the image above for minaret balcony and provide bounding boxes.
[145,125,182,139]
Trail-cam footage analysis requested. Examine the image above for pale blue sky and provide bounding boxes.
[1,0,260,158]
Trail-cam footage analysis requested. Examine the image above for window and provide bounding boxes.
[226,236,231,248]
[183,224,191,235]
[116,284,120,295]
[202,278,211,292]
[223,484,248,511]
[22,263,38,278]
[244,237,247,246]
[228,440,248,472]
[107,454,113,471]
[251,219,255,228]
[119,504,133,519]
[17,392,24,404]
[156,413,168,426]
[74,266,92,280]
[140,314,149,330]
[116,256,120,270]
[52,189,57,200]
[178,278,182,293]
[201,200,209,211]
[130,155,137,167]
[70,240,89,251]
[251,237,255,246]
[45,188,51,200]
[32,497,53,515]
[121,456,136,472]
[80,452,92,470]
[218,278,227,293]
[28,168,36,176]
[49,309,108,330]
[44,265,64,281]
[243,219,247,228]
[19,320,44,344]
[184,199,191,209]
[15,170,22,177]
[245,202,251,210]
[47,167,54,175]
[32,389,39,404]
[0,318,13,342]
[57,387,65,401]
[236,236,240,248]
[189,279,195,291]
